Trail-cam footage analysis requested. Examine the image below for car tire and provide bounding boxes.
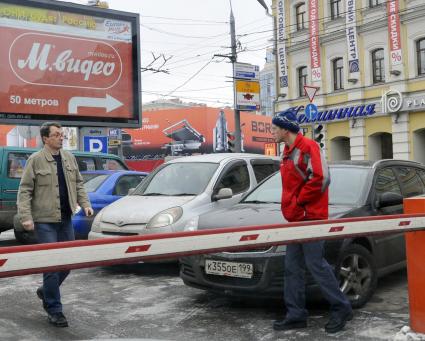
[336,244,377,309]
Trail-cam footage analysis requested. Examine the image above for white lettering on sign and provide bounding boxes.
[89,139,104,153]
[17,43,116,81]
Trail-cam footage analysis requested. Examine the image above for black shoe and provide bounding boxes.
[47,312,68,328]
[325,310,353,334]
[273,319,307,331]
[36,287,48,313]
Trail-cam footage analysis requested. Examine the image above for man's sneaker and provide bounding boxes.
[36,287,48,312]
[47,312,68,328]
[273,319,307,331]
[325,309,354,334]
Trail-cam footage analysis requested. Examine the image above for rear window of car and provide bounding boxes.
[83,174,110,192]
[100,158,126,170]
[7,152,31,179]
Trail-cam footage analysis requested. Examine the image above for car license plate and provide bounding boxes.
[205,259,253,279]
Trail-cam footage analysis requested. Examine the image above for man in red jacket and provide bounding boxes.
[271,110,353,334]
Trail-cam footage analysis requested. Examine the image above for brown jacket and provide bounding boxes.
[17,147,91,223]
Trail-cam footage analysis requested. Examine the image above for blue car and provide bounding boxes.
[73,170,148,239]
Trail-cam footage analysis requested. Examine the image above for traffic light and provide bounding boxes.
[227,132,236,152]
[314,124,324,148]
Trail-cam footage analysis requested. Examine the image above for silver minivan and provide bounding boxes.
[88,153,279,239]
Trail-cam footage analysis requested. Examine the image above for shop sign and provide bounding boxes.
[293,103,376,124]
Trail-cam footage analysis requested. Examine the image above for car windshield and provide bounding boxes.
[134,162,219,196]
[329,167,370,205]
[242,167,370,206]
[242,172,281,204]
[82,174,110,193]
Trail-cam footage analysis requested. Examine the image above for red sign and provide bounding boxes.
[387,0,402,66]
[309,0,321,81]
[0,0,140,127]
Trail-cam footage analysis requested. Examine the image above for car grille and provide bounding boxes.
[180,262,195,278]
[101,231,138,236]
[223,246,273,254]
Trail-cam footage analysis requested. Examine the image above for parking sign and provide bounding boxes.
[84,136,108,153]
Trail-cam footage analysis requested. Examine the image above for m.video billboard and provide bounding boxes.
[0,0,141,127]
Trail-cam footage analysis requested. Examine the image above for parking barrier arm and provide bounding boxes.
[1,213,425,279]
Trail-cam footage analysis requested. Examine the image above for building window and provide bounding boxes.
[296,3,306,31]
[369,0,383,8]
[333,58,344,90]
[372,48,385,84]
[298,66,307,97]
[417,39,425,76]
[330,0,342,19]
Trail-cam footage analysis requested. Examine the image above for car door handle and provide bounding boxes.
[3,189,18,193]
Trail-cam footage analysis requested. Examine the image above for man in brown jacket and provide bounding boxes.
[17,122,93,327]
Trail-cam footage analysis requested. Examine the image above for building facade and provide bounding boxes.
[259,49,276,116]
[273,0,425,163]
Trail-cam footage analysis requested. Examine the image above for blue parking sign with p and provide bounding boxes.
[84,136,108,153]
[305,103,318,121]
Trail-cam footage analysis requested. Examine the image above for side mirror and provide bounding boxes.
[213,188,233,201]
[128,188,135,195]
[377,192,403,208]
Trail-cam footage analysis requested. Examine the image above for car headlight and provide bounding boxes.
[146,207,183,229]
[184,216,199,231]
[91,208,104,230]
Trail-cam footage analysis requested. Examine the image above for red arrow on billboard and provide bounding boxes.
[304,85,319,103]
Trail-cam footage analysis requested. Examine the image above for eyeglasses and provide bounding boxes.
[49,132,64,138]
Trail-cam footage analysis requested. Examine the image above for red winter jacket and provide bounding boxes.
[280,133,330,222]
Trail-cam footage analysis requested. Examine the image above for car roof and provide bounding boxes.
[330,159,424,169]
[166,153,278,164]
[0,146,122,158]
[81,170,148,175]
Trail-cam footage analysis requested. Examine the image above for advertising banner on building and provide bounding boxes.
[0,0,141,127]
[345,0,360,77]
[110,108,273,158]
[387,0,403,66]
[235,80,260,111]
[309,0,321,82]
[276,0,289,94]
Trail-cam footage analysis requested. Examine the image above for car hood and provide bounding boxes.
[101,195,194,225]
[197,203,356,230]
[198,203,283,230]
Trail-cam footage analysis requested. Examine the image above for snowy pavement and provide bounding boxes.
[0,259,413,341]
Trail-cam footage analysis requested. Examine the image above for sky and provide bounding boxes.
[63,0,273,107]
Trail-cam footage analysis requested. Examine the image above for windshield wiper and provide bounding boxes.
[171,193,197,196]
[141,193,168,196]
[243,200,280,204]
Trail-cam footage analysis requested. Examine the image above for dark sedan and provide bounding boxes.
[180,160,425,308]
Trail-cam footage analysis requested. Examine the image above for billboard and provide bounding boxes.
[0,0,141,127]
[113,107,274,158]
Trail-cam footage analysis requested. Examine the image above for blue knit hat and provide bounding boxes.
[272,110,300,133]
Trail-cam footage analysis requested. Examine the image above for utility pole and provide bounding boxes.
[230,5,242,153]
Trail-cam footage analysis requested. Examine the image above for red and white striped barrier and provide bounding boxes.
[1,213,425,278]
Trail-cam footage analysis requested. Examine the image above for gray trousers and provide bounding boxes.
[284,241,352,321]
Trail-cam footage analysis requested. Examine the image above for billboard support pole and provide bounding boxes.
[230,4,241,153]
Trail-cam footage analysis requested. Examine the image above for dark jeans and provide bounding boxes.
[284,241,352,321]
[35,218,74,314]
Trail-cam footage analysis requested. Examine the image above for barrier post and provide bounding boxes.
[404,196,425,333]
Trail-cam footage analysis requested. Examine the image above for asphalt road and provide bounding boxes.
[0,230,409,341]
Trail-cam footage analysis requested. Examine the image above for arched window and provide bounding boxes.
[298,66,307,97]
[372,49,385,84]
[417,38,425,76]
[333,58,344,90]
[330,0,342,19]
[295,3,306,31]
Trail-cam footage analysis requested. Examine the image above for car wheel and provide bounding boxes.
[337,244,377,309]
[14,229,37,245]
